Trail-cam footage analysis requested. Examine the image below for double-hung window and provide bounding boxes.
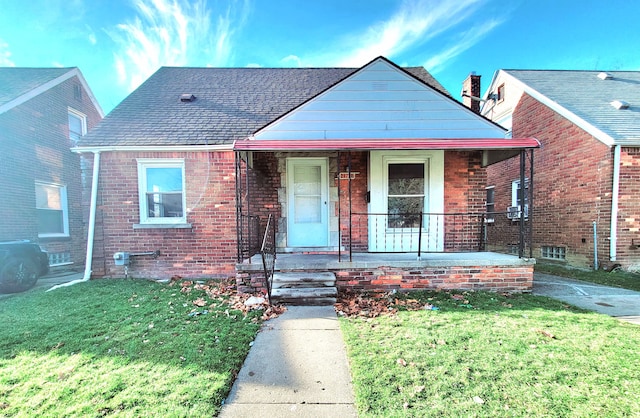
[35,182,69,237]
[68,108,87,144]
[137,159,186,225]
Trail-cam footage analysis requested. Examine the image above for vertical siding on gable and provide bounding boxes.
[255,60,505,141]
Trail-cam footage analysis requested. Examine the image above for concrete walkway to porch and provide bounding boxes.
[218,305,357,418]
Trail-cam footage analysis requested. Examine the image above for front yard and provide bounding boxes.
[0,279,266,416]
[338,290,640,417]
[1,277,639,417]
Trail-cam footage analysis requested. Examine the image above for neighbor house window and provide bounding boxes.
[137,159,186,224]
[387,163,425,228]
[511,179,529,212]
[542,246,566,260]
[68,108,87,143]
[485,186,495,223]
[35,182,69,237]
[497,84,505,101]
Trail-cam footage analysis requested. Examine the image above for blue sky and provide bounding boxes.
[1,0,639,114]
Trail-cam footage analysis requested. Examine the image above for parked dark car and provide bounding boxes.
[0,241,49,293]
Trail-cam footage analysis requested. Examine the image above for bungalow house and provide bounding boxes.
[75,57,538,302]
[0,67,103,270]
[481,70,640,271]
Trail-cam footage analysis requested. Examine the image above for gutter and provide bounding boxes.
[610,145,621,262]
[48,151,101,291]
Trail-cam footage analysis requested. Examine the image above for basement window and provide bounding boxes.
[541,246,566,260]
[49,251,72,266]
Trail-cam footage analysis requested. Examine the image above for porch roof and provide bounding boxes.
[232,137,540,151]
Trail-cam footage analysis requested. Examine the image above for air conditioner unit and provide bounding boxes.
[507,205,529,220]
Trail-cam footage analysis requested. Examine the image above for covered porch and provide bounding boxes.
[233,138,538,301]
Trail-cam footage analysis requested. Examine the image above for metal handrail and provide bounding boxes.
[260,214,276,303]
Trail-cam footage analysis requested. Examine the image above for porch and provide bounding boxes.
[236,251,535,304]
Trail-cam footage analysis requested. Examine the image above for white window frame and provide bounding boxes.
[35,181,70,238]
[485,186,495,223]
[510,178,530,220]
[137,159,187,225]
[68,107,87,143]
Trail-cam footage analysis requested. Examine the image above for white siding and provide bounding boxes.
[254,59,505,141]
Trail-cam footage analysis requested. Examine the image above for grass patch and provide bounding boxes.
[0,278,262,416]
[535,262,640,292]
[340,290,640,417]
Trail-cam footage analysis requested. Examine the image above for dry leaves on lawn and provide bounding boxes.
[172,277,286,321]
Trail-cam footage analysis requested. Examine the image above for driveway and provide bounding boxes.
[0,270,83,300]
[533,273,640,325]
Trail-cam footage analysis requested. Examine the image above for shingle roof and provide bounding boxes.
[504,70,640,145]
[79,63,449,147]
[0,67,74,107]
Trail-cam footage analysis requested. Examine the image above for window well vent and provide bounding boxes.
[611,100,630,110]
[598,72,613,80]
[180,94,196,102]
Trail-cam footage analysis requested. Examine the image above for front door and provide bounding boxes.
[369,151,444,252]
[286,158,329,247]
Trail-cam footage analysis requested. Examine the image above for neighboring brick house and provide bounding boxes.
[482,70,640,270]
[0,67,104,270]
[76,57,538,293]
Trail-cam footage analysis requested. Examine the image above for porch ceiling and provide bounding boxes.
[232,137,540,151]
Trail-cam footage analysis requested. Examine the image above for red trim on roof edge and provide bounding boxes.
[233,138,540,151]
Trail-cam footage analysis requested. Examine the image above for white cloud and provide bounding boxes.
[423,18,503,74]
[334,0,488,67]
[280,54,302,67]
[110,0,250,92]
[0,39,15,67]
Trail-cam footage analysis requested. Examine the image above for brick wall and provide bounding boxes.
[487,93,613,268]
[89,150,238,279]
[0,75,101,268]
[616,148,640,268]
[236,263,534,294]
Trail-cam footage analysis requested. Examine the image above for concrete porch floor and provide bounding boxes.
[272,251,533,270]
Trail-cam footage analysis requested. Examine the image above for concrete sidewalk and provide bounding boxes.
[533,272,640,325]
[219,305,357,418]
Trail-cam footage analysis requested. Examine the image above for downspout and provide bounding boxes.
[48,151,101,291]
[610,145,621,262]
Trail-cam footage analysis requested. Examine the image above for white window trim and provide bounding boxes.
[68,107,87,143]
[510,179,529,221]
[137,158,187,225]
[485,186,495,223]
[36,181,70,238]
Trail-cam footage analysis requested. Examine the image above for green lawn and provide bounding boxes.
[0,278,262,417]
[535,262,640,292]
[340,290,640,417]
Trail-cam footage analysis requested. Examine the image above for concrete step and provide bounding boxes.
[272,272,336,289]
[271,287,337,306]
[270,272,337,305]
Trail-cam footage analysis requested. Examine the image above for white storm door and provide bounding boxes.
[287,158,329,247]
[369,151,444,252]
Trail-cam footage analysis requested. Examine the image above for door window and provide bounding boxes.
[387,163,424,228]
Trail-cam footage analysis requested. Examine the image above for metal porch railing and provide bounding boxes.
[260,214,276,302]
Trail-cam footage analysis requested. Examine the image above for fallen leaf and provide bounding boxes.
[397,358,407,367]
[193,298,207,307]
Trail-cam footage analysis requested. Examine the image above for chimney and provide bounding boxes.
[461,72,481,114]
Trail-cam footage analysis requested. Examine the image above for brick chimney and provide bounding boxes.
[462,72,481,114]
